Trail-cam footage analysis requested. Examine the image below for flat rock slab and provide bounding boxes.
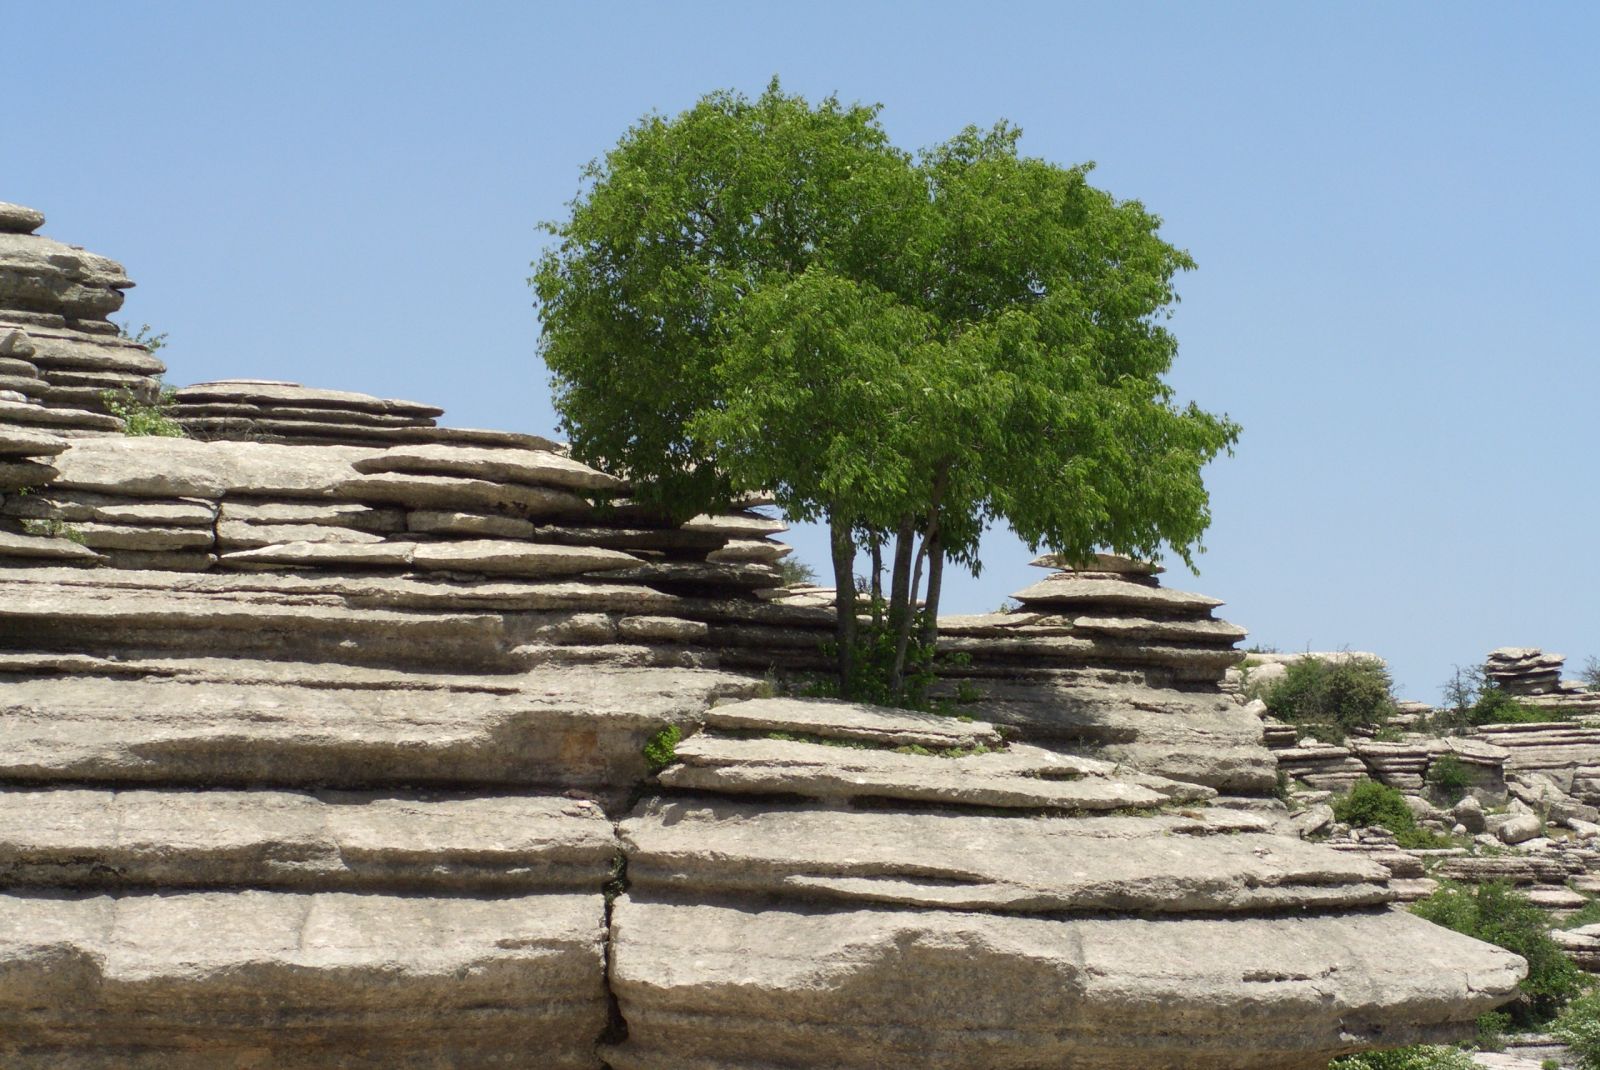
[0,529,101,562]
[336,471,591,515]
[0,397,122,431]
[0,232,131,318]
[660,735,1211,810]
[354,443,623,491]
[680,512,788,537]
[0,788,615,891]
[704,697,1004,749]
[0,667,760,790]
[0,426,66,457]
[0,577,509,669]
[50,436,380,498]
[411,539,640,576]
[174,379,445,418]
[1011,575,1223,613]
[0,890,606,1068]
[71,522,213,552]
[605,898,1525,1070]
[0,459,59,487]
[408,509,537,538]
[1030,551,1164,574]
[4,491,216,526]
[622,797,1391,914]
[216,520,388,550]
[0,202,45,234]
[218,499,406,533]
[971,676,1279,794]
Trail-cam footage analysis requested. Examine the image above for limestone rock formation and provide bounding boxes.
[0,207,1526,1068]
[0,203,165,432]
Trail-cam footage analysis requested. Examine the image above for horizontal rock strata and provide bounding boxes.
[0,208,1525,1066]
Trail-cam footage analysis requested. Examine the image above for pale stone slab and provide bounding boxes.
[0,788,615,891]
[50,436,381,498]
[219,499,404,530]
[175,379,444,418]
[0,528,101,561]
[0,890,607,1068]
[0,427,65,457]
[3,490,216,526]
[0,232,131,317]
[0,202,45,234]
[221,539,416,569]
[410,539,640,577]
[216,519,387,550]
[622,798,1390,914]
[705,538,791,564]
[660,735,1210,810]
[0,459,57,487]
[703,697,1003,749]
[72,522,213,551]
[681,512,788,537]
[0,397,123,431]
[605,899,1525,1070]
[354,443,623,491]
[1030,551,1164,574]
[336,471,591,515]
[0,667,759,790]
[408,509,536,538]
[1012,575,1223,612]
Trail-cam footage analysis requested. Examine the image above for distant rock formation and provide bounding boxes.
[0,202,1524,1069]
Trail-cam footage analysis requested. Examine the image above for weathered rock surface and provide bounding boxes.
[605,900,1523,1070]
[0,206,1524,1067]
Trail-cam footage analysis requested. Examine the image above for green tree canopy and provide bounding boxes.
[532,80,1239,697]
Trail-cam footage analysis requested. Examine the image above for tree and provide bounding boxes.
[532,81,1239,700]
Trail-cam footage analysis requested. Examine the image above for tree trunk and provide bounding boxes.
[918,528,945,656]
[913,463,952,677]
[868,531,884,628]
[829,514,857,692]
[884,518,916,695]
[890,535,928,690]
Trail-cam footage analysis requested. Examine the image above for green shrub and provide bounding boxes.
[1412,881,1584,1025]
[1437,665,1567,728]
[1332,779,1452,848]
[642,725,682,771]
[101,384,185,437]
[1426,754,1472,803]
[1554,989,1600,1068]
[1326,1046,1478,1069]
[1257,656,1395,742]
[1474,1009,1510,1052]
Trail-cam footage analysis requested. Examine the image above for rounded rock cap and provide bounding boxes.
[0,202,46,235]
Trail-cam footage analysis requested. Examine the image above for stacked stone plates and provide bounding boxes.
[171,378,567,450]
[0,201,162,428]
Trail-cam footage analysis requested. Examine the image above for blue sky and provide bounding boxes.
[9,2,1595,700]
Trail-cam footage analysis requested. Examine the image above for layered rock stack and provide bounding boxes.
[0,202,164,429]
[1486,646,1600,715]
[0,207,1526,1068]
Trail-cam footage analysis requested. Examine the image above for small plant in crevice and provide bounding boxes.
[18,517,86,544]
[642,725,682,772]
[101,380,185,438]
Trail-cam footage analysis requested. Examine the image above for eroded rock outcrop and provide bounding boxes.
[0,202,1525,1068]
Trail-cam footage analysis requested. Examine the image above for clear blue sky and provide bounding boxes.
[9,2,1596,701]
